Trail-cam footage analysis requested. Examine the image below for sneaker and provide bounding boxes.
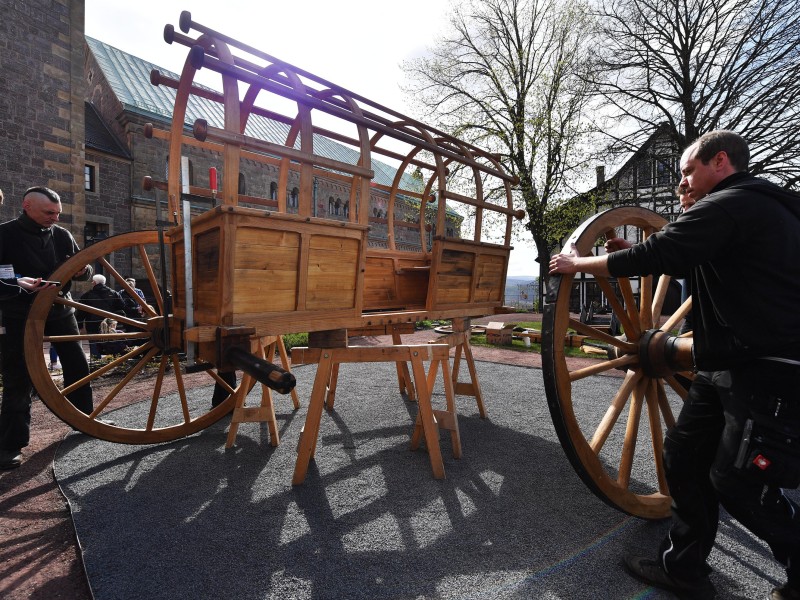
[0,449,23,470]
[624,555,716,599]
[772,583,800,600]
[49,362,55,371]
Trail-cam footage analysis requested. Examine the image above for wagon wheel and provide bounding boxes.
[24,231,255,444]
[542,207,694,519]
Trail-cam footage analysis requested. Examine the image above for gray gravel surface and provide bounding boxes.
[54,361,795,600]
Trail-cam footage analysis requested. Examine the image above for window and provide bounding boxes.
[84,163,98,193]
[84,221,110,247]
[238,173,246,195]
[289,187,299,208]
[270,182,278,200]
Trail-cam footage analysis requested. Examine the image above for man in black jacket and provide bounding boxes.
[0,187,94,470]
[77,274,126,358]
[550,131,800,600]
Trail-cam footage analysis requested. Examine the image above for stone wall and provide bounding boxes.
[0,0,86,239]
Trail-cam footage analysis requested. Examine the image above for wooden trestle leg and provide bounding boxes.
[291,338,453,485]
[225,335,299,448]
[431,318,487,419]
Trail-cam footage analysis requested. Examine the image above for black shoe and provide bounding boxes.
[624,555,716,599]
[772,583,800,600]
[0,449,22,470]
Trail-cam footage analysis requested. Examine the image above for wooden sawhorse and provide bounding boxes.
[290,342,458,484]
[225,335,300,448]
[423,318,486,418]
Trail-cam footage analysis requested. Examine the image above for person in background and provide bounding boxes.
[77,274,125,359]
[48,345,59,371]
[550,131,800,600]
[121,277,145,331]
[0,186,94,470]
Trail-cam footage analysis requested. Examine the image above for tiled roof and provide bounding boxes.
[86,37,420,191]
[85,101,130,159]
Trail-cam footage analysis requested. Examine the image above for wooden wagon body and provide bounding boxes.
[145,12,521,350]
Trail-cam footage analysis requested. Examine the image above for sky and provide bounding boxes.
[84,0,539,277]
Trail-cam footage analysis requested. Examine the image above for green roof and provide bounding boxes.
[86,36,421,191]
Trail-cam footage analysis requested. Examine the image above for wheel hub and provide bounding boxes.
[637,329,694,378]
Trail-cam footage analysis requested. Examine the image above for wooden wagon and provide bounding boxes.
[24,13,521,482]
[24,13,695,520]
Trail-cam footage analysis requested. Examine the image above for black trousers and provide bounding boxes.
[0,314,92,451]
[660,362,800,585]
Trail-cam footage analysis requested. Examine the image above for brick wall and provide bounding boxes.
[0,0,86,239]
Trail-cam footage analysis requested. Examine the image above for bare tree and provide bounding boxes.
[590,0,800,188]
[402,0,596,286]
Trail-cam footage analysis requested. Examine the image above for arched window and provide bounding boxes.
[328,196,335,214]
[334,198,341,215]
[269,181,278,200]
[238,173,246,195]
[343,200,349,218]
[289,187,299,207]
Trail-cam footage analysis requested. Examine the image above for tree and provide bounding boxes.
[589,0,800,188]
[402,0,596,294]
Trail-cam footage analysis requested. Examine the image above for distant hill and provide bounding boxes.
[505,276,539,310]
[506,276,537,285]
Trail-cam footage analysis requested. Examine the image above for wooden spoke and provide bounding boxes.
[568,354,637,381]
[656,379,678,429]
[590,369,642,453]
[62,343,155,395]
[594,276,639,338]
[639,274,653,330]
[146,355,170,431]
[660,296,693,333]
[615,277,642,339]
[664,375,690,401]
[617,377,647,488]
[567,318,636,353]
[542,206,681,519]
[139,242,165,316]
[645,379,668,495]
[651,274,672,325]
[89,347,161,419]
[57,295,143,331]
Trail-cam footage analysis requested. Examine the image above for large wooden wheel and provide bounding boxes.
[542,207,694,519]
[24,231,254,444]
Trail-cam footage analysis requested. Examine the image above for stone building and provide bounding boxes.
[0,0,87,235]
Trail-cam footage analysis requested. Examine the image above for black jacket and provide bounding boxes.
[607,172,800,370]
[77,284,125,333]
[0,212,92,321]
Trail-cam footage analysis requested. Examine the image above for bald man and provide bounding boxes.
[0,186,94,469]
